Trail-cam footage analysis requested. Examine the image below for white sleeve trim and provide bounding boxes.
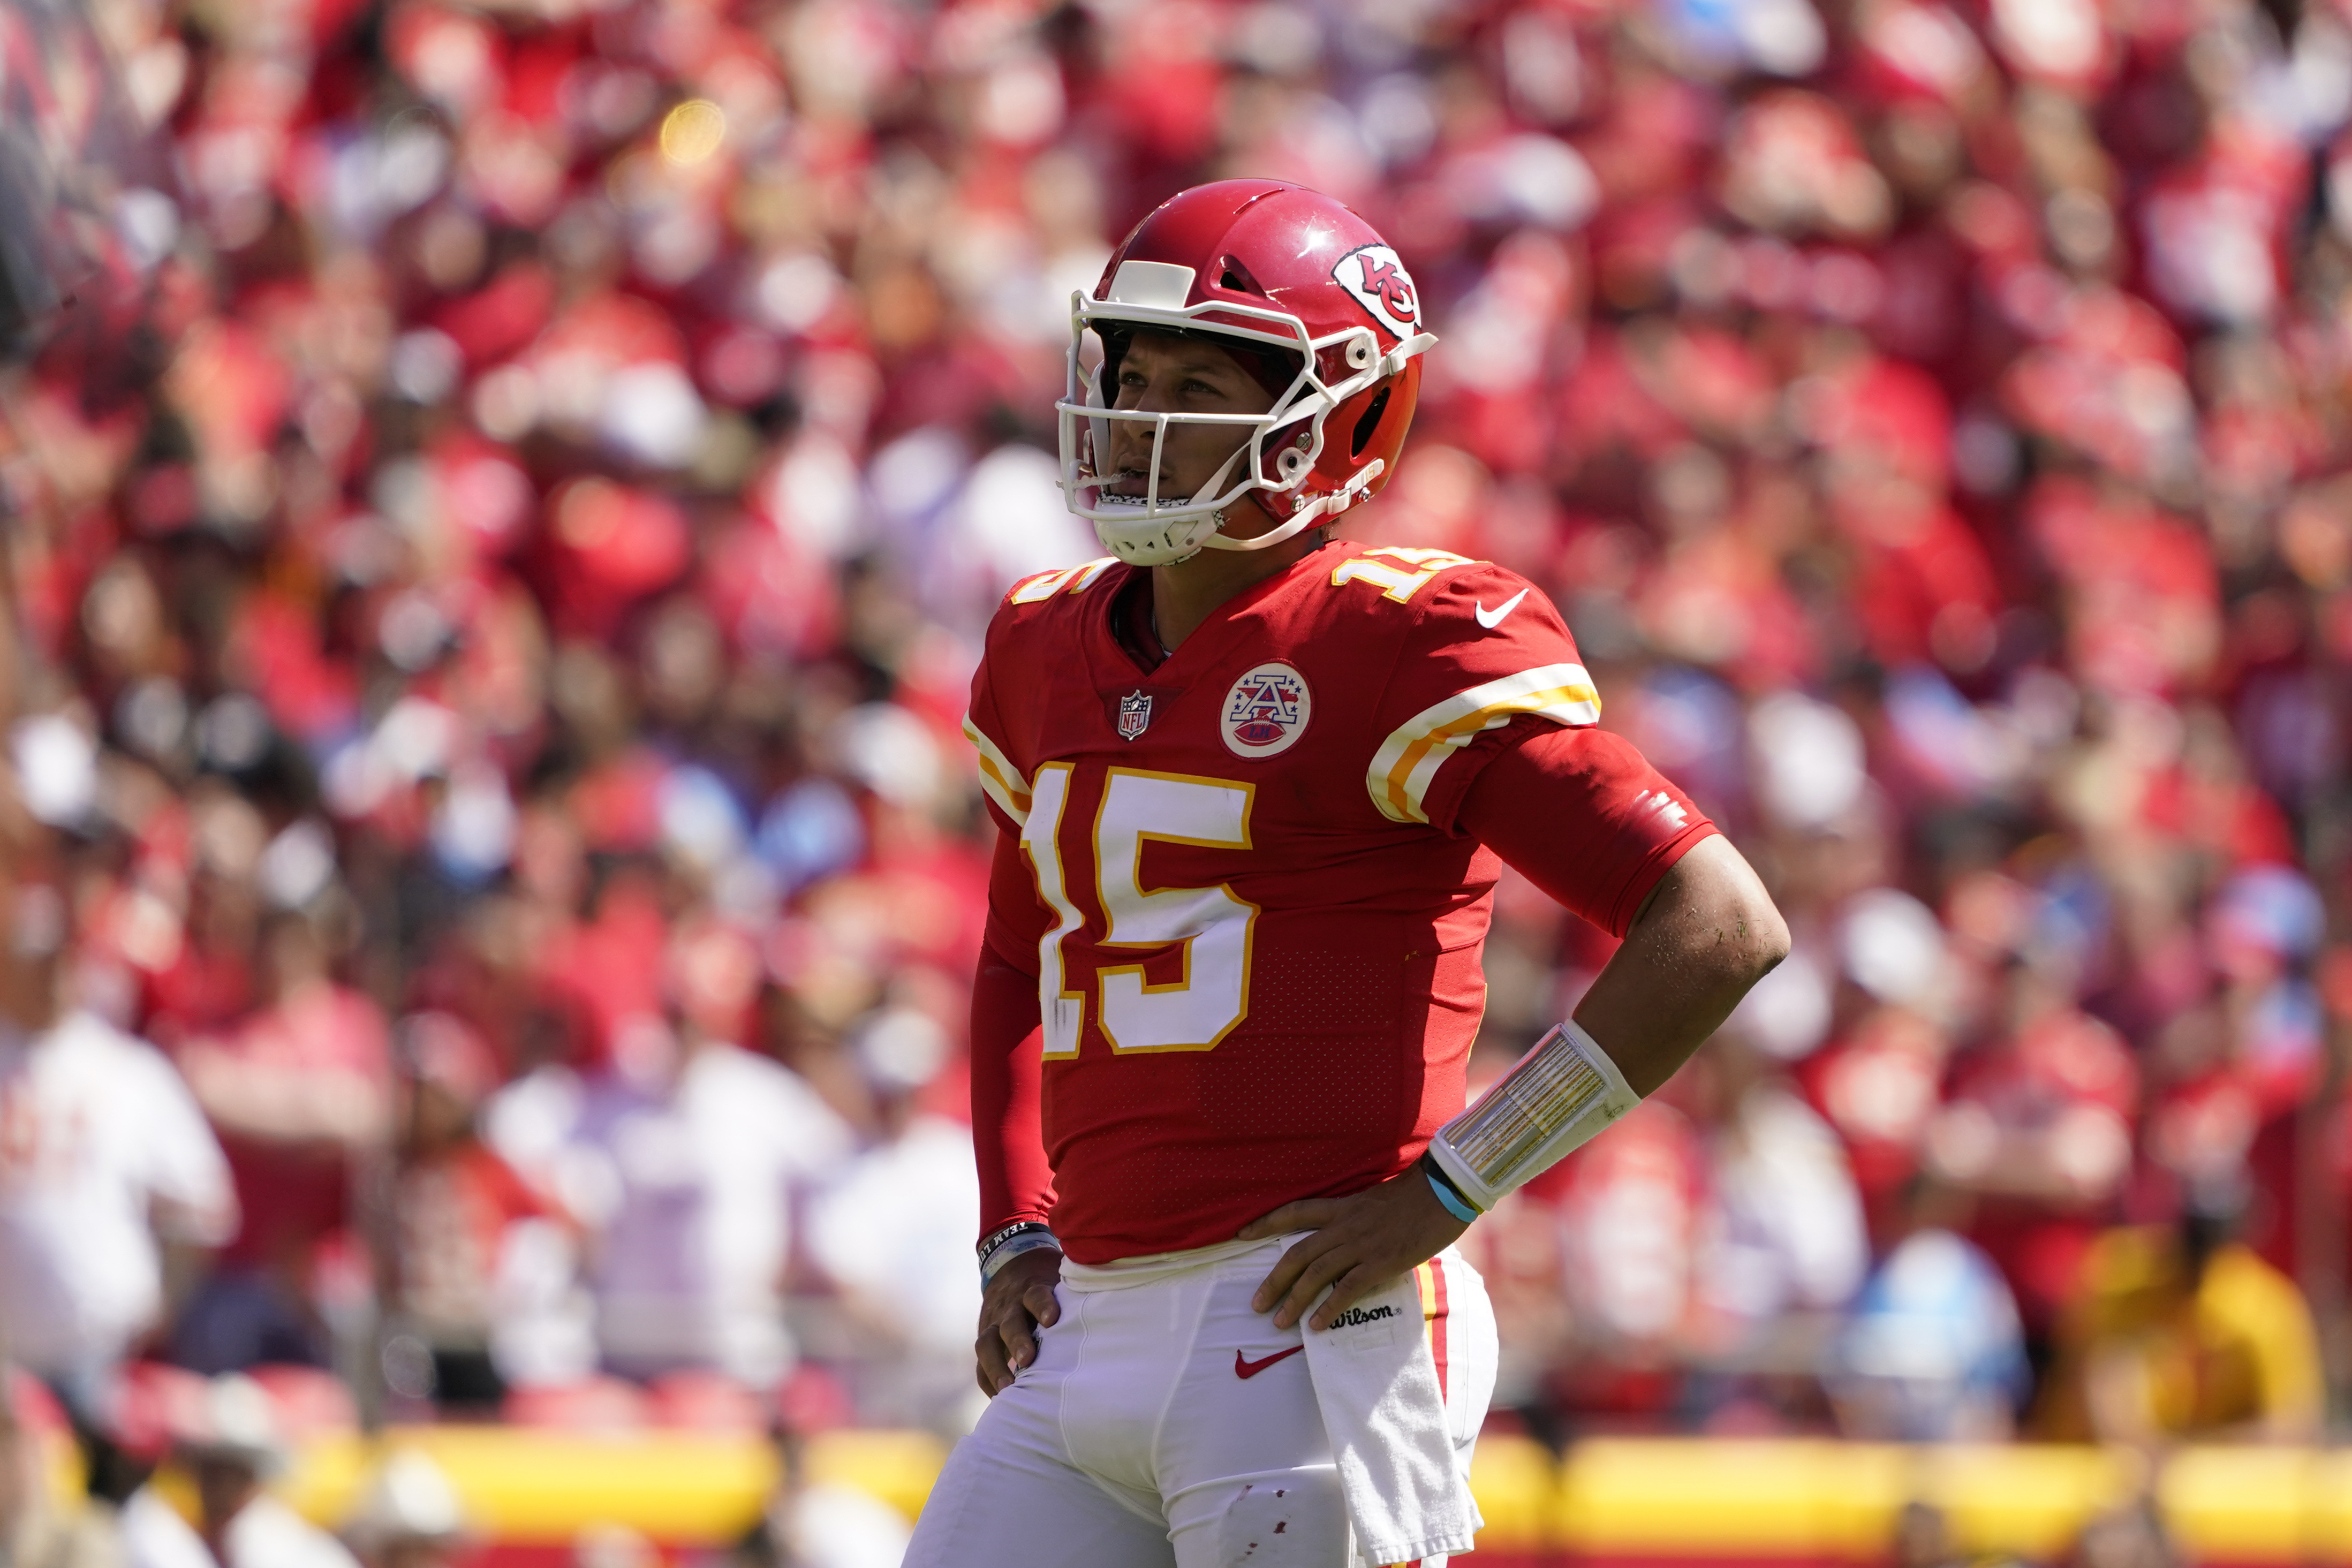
[962,713,1033,825]
[1365,662,1602,824]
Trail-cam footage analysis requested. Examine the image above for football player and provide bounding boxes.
[916,180,1788,1568]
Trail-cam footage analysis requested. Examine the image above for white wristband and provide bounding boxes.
[1426,1019,1640,1211]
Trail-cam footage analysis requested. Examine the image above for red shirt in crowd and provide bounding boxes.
[192,983,392,1270]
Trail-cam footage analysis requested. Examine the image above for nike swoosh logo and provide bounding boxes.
[1474,588,1529,630]
[1234,1345,1305,1379]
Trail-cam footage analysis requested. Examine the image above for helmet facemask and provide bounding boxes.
[1057,289,1428,567]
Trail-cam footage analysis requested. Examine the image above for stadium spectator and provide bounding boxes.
[1697,1039,1870,1348]
[517,918,851,1384]
[1924,971,2139,1343]
[344,1450,468,1568]
[385,1012,558,1412]
[171,904,390,1375]
[120,1374,359,1568]
[0,816,238,1448]
[1828,1178,2029,1441]
[2036,1188,2324,1443]
[1,1372,72,1568]
[727,1379,910,1568]
[800,1004,981,1433]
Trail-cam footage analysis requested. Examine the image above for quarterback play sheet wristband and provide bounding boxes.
[1426,1019,1642,1211]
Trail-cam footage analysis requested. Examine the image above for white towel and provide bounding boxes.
[1299,1255,1481,1567]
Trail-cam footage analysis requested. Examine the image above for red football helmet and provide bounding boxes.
[1058,180,1436,566]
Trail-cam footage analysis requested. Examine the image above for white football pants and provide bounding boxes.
[904,1234,1496,1568]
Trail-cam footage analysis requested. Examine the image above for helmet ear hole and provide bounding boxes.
[1351,384,1394,458]
[1277,446,1311,481]
[1345,335,1374,370]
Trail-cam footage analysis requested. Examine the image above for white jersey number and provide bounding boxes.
[1022,766,1257,1055]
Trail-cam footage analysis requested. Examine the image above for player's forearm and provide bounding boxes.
[1423,836,1781,1215]
[969,948,1056,1238]
[1570,835,1788,1096]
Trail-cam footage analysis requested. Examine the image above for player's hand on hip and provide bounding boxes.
[975,1245,1063,1397]
[1237,1166,1470,1332]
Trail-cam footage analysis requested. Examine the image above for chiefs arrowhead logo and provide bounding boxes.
[1333,244,1420,336]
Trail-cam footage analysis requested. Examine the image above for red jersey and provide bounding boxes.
[966,542,1711,1262]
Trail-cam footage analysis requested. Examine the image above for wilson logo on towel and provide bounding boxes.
[1330,1304,1397,1329]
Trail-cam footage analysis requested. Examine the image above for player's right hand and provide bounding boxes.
[975,1246,1063,1397]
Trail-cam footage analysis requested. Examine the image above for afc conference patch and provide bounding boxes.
[1221,662,1311,758]
[1117,690,1153,740]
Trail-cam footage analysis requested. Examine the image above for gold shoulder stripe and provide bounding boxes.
[962,714,1032,824]
[1366,663,1601,824]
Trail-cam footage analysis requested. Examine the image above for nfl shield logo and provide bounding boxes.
[1117,691,1152,741]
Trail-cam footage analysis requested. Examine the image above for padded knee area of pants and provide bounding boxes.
[1207,1472,1347,1566]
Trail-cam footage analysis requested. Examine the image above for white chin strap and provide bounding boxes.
[1078,433,1305,567]
[1086,455,1389,567]
[1199,457,1387,552]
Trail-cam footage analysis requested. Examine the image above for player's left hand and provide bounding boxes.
[1237,1165,1470,1332]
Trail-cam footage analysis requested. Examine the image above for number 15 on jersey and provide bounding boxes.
[1023,764,1258,1057]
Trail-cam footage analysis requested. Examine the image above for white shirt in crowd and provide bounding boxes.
[1703,1085,1869,1329]
[774,1483,914,1568]
[0,1011,238,1377]
[122,1487,360,1568]
[804,1115,982,1356]
[487,1036,853,1384]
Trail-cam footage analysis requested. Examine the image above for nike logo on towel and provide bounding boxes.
[1234,1346,1305,1379]
[1474,589,1529,630]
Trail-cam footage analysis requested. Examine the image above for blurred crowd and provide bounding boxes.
[1,0,2350,1526]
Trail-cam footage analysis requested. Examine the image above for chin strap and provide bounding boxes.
[1382,332,1438,376]
[1198,458,1387,554]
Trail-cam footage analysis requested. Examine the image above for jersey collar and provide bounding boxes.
[1098,540,1333,682]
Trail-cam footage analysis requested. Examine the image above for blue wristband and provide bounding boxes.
[1425,1165,1481,1225]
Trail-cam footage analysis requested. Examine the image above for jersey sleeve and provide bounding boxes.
[962,609,1033,836]
[971,839,1055,1239]
[1455,720,1720,937]
[1359,556,1602,828]
[982,814,1048,974]
[962,590,1055,1239]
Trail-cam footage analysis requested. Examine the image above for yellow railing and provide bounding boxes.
[56,1429,2352,1561]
